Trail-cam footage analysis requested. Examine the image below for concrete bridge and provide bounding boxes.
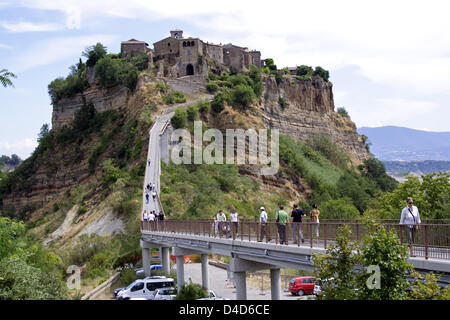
[140,86,450,299]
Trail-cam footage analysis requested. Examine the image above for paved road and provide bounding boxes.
[182,263,312,300]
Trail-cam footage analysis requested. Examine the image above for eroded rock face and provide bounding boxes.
[51,84,129,130]
[261,75,369,164]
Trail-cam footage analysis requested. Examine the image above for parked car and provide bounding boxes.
[114,287,126,297]
[153,287,177,300]
[197,290,229,300]
[134,265,163,277]
[289,276,316,296]
[116,276,174,300]
[313,278,338,296]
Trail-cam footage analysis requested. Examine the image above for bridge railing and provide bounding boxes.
[141,220,450,260]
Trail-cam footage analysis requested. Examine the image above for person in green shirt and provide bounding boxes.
[276,205,289,245]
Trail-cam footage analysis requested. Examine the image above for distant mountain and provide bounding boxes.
[383,160,450,182]
[357,126,450,161]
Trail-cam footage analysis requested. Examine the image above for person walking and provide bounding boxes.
[152,190,157,200]
[143,210,148,222]
[276,205,289,245]
[230,208,239,237]
[400,197,421,257]
[258,206,271,242]
[309,204,320,241]
[216,210,227,237]
[145,192,150,204]
[148,159,151,166]
[149,211,156,222]
[291,204,305,244]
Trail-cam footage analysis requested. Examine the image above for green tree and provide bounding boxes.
[296,65,310,76]
[313,225,360,300]
[371,172,450,219]
[313,66,330,81]
[356,219,412,300]
[83,43,107,67]
[265,58,277,71]
[319,198,360,219]
[0,68,17,88]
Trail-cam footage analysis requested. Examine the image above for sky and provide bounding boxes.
[1,0,450,159]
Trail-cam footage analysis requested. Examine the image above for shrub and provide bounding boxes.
[265,58,277,71]
[231,84,256,109]
[171,107,187,129]
[174,279,208,300]
[273,71,283,85]
[163,90,186,104]
[211,92,225,113]
[186,104,198,121]
[278,97,287,110]
[296,65,310,76]
[48,61,89,104]
[206,82,219,93]
[196,100,210,113]
[313,66,330,81]
[336,107,349,117]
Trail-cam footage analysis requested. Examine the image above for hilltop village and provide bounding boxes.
[121,29,262,78]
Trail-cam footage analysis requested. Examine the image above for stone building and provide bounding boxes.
[121,39,152,58]
[150,30,262,78]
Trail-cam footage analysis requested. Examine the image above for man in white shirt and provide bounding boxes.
[216,210,227,237]
[230,209,239,237]
[149,211,156,221]
[258,206,270,242]
[400,197,421,256]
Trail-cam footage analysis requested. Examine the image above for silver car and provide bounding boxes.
[153,287,177,300]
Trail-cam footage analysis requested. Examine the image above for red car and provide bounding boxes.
[289,276,316,296]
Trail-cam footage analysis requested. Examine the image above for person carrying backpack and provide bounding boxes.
[291,204,305,244]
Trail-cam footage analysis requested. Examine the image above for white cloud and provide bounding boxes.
[0,21,62,32]
[11,34,117,72]
[0,138,37,159]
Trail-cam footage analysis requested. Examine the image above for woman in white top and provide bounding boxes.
[230,209,239,236]
[143,210,148,222]
[400,197,421,256]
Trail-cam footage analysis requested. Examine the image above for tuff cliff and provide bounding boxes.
[260,75,369,164]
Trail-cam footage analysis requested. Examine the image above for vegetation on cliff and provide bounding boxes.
[48,42,148,104]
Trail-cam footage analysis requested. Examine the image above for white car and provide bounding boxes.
[116,276,175,300]
[197,290,229,300]
[153,287,177,300]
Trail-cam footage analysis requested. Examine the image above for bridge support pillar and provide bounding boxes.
[161,247,171,275]
[270,268,281,300]
[234,272,247,300]
[201,254,209,291]
[176,255,185,293]
[142,247,151,277]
